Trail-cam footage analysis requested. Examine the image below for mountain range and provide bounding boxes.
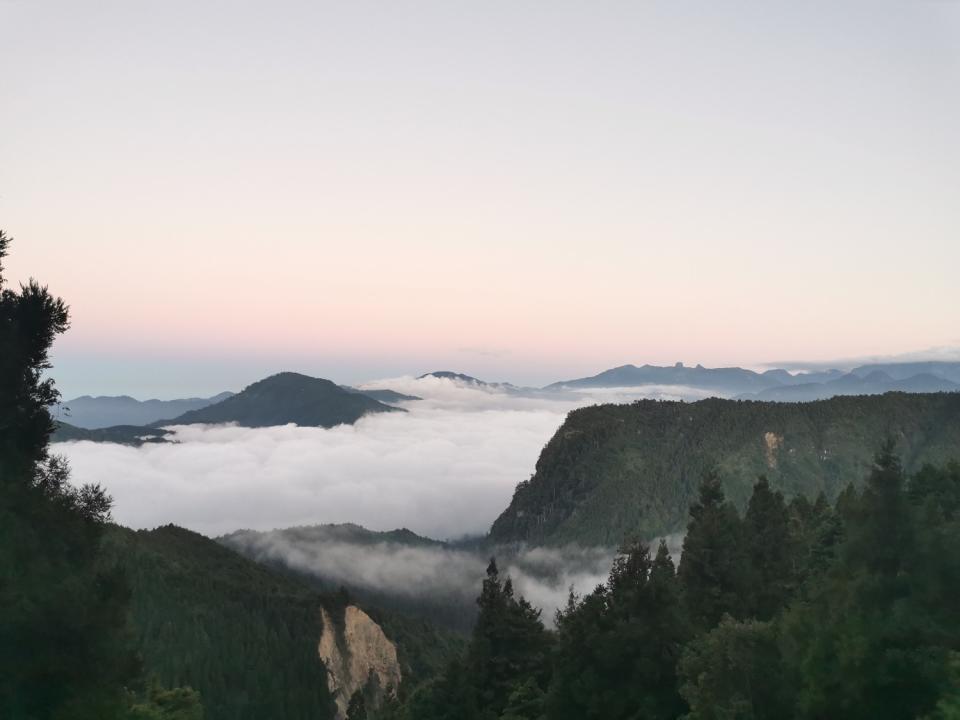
[549,360,960,398]
[52,361,960,446]
[56,391,235,429]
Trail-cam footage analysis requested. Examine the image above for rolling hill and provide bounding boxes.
[156,372,402,428]
[489,392,960,546]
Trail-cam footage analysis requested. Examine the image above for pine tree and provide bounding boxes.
[547,539,688,720]
[678,472,748,630]
[468,559,550,718]
[743,476,794,619]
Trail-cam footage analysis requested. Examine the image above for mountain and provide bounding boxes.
[747,371,959,402]
[105,524,463,720]
[547,362,785,395]
[546,361,960,402]
[56,392,234,429]
[489,392,960,546]
[848,360,960,383]
[156,372,402,428]
[418,370,522,392]
[340,386,422,404]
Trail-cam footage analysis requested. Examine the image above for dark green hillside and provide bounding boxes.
[103,525,336,720]
[104,524,461,720]
[489,392,960,545]
[159,372,401,428]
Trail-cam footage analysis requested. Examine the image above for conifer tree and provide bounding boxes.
[547,539,688,720]
[678,472,747,629]
[468,559,549,719]
[743,476,794,619]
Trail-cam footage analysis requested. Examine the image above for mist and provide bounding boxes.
[55,376,708,539]
[221,525,687,624]
[222,528,614,625]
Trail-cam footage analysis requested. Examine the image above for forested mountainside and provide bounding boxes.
[490,392,960,545]
[105,525,462,720]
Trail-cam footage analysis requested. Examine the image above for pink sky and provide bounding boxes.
[3,1,959,396]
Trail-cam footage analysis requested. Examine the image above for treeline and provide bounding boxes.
[378,447,960,720]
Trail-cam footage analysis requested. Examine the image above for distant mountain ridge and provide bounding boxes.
[418,370,524,392]
[547,360,960,400]
[57,392,235,429]
[340,386,421,404]
[749,370,960,402]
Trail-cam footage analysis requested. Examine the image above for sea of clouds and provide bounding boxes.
[55,375,709,540]
[55,375,703,616]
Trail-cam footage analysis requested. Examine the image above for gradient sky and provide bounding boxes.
[2,1,959,398]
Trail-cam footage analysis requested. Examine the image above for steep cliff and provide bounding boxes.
[319,605,402,719]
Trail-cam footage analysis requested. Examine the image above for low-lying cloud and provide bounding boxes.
[224,528,617,623]
[222,527,686,623]
[55,376,707,539]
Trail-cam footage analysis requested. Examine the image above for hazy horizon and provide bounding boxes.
[44,344,960,401]
[4,0,959,400]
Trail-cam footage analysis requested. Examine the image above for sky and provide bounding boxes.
[3,1,959,398]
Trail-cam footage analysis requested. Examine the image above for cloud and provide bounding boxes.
[222,527,687,623]
[224,528,618,624]
[54,376,709,540]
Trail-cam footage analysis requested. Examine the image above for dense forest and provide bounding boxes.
[107,524,462,719]
[491,393,960,544]
[386,449,960,720]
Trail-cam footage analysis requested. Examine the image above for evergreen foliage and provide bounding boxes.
[403,449,960,720]
[468,560,552,719]
[678,474,747,629]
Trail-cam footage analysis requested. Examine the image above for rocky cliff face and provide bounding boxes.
[318,605,402,719]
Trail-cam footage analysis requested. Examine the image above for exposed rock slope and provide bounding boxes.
[319,605,402,719]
